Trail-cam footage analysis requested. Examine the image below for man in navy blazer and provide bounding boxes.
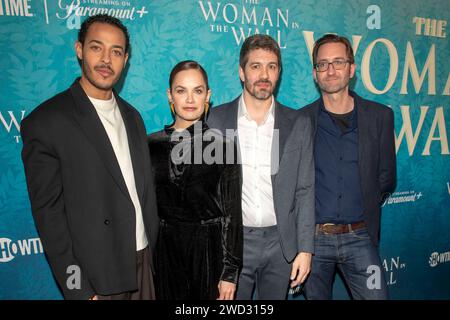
[301,34,396,300]
[208,34,315,299]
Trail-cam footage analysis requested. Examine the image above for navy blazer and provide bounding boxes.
[207,96,315,262]
[299,91,396,246]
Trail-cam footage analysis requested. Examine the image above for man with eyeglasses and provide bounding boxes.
[300,34,396,300]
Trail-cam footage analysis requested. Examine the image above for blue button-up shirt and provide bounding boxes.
[314,99,364,224]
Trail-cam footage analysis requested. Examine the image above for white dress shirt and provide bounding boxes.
[238,94,277,227]
[89,95,148,251]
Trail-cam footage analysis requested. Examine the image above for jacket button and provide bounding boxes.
[104,219,110,225]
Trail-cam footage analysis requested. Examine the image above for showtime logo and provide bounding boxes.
[429,251,450,267]
[0,237,44,263]
[0,0,33,17]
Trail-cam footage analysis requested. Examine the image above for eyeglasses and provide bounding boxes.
[314,59,351,72]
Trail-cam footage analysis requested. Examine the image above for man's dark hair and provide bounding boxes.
[312,34,355,65]
[239,34,281,69]
[78,14,130,54]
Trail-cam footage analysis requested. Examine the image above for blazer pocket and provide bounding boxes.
[280,146,300,164]
[283,145,301,154]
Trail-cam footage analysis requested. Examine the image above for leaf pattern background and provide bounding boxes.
[0,0,449,299]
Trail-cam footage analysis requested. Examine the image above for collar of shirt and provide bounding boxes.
[238,94,275,125]
[88,94,117,112]
[319,94,358,131]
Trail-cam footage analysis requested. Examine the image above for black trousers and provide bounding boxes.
[97,246,155,300]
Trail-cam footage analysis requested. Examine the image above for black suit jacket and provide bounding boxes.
[21,80,159,299]
[299,91,396,245]
[207,96,315,262]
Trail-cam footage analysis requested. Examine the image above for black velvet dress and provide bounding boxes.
[148,121,243,300]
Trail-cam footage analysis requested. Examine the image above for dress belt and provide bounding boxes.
[316,221,366,234]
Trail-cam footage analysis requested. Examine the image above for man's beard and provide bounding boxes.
[82,61,118,91]
[317,73,351,94]
[245,80,274,100]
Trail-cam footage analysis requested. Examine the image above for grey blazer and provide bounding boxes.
[207,96,315,263]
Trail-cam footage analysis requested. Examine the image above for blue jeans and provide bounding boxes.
[304,226,388,300]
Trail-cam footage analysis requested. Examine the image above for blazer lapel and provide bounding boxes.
[355,94,368,190]
[69,80,133,204]
[226,97,240,131]
[271,102,291,186]
[225,97,242,170]
[310,100,320,137]
[273,102,290,165]
[117,96,145,205]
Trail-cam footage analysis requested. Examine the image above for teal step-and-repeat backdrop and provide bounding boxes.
[0,0,449,299]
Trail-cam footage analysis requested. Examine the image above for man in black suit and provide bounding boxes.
[20,14,158,300]
[207,34,315,299]
[301,34,396,299]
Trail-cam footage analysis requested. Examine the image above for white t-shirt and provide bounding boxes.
[89,95,148,251]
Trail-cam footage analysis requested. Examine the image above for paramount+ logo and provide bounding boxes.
[0,237,44,263]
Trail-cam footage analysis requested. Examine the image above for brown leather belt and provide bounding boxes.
[317,222,366,234]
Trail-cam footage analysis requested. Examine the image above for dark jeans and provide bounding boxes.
[305,226,388,300]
